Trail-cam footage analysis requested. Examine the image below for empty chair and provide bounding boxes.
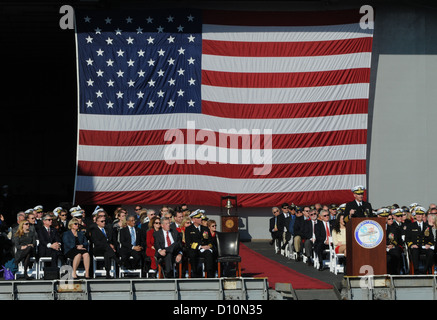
[216,232,241,278]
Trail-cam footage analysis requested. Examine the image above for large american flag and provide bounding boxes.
[74,8,374,207]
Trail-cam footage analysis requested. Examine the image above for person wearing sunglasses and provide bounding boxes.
[269,207,284,250]
[63,218,90,278]
[90,216,119,278]
[314,210,333,271]
[384,212,403,275]
[12,220,37,279]
[37,213,64,268]
[145,216,162,274]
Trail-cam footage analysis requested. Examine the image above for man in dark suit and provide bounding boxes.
[280,203,292,251]
[344,185,374,223]
[154,217,183,278]
[314,209,332,271]
[385,212,403,275]
[37,213,64,267]
[303,209,318,266]
[119,215,144,271]
[405,206,435,274]
[184,210,215,278]
[292,208,305,261]
[269,207,284,250]
[90,215,119,278]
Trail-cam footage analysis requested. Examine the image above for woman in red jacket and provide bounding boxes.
[146,216,161,273]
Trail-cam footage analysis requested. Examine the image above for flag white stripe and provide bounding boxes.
[78,113,367,133]
[202,23,373,42]
[201,52,372,73]
[202,83,369,104]
[77,144,366,164]
[75,173,366,193]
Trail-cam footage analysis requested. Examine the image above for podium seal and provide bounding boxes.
[354,220,384,249]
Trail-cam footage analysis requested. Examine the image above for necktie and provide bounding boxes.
[101,227,107,238]
[166,231,171,247]
[47,228,50,237]
[130,227,136,246]
[325,222,330,237]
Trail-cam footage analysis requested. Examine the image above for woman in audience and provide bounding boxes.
[332,213,347,257]
[63,218,90,279]
[12,220,37,279]
[146,216,161,273]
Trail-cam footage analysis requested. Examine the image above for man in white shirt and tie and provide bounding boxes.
[154,217,183,278]
[314,210,332,271]
[119,215,144,271]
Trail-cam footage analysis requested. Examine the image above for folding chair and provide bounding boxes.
[157,258,183,279]
[38,257,62,279]
[329,237,345,274]
[66,257,87,277]
[15,256,38,280]
[119,256,142,278]
[13,240,39,280]
[92,255,116,278]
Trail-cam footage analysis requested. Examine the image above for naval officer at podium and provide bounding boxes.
[344,185,374,223]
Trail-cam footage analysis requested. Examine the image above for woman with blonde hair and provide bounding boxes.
[62,218,90,278]
[12,220,37,279]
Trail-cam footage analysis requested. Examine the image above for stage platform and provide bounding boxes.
[2,240,436,300]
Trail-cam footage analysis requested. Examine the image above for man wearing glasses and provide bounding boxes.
[90,216,119,278]
[314,210,332,271]
[37,213,64,267]
[269,207,284,250]
[303,209,319,266]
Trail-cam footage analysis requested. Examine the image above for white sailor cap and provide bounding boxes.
[189,209,205,218]
[414,206,427,215]
[24,208,34,215]
[392,208,404,216]
[53,207,63,217]
[351,185,365,194]
[92,206,105,216]
[34,205,43,213]
[376,208,390,216]
[409,203,418,209]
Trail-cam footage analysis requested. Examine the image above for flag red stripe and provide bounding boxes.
[74,189,358,207]
[202,68,370,88]
[77,159,366,179]
[201,99,368,119]
[202,38,372,57]
[202,9,365,26]
[79,129,367,149]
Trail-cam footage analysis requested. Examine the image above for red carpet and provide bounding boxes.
[240,243,333,290]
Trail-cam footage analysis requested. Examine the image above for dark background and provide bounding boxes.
[1,1,79,222]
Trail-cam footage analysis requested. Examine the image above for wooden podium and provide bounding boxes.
[221,216,239,233]
[346,217,387,276]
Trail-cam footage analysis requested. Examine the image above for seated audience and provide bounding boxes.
[63,218,90,279]
[12,220,37,279]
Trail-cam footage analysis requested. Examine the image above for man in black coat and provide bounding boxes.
[303,209,319,265]
[269,207,284,250]
[385,212,403,275]
[90,215,119,278]
[154,217,183,278]
[314,209,332,271]
[119,215,144,270]
[184,210,215,278]
[405,206,435,274]
[37,213,64,267]
[344,185,374,223]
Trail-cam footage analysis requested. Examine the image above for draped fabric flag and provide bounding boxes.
[74,8,374,207]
